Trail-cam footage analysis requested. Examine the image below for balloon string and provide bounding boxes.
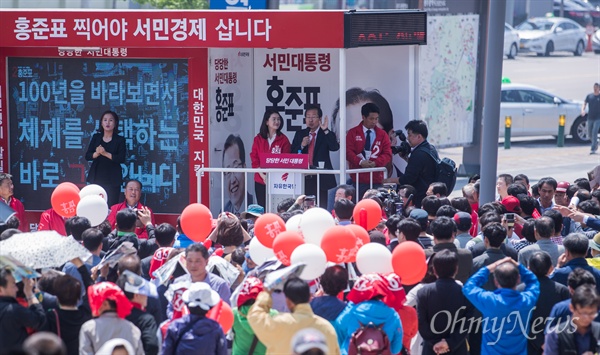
[359,208,367,230]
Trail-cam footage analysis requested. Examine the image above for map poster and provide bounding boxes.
[419,15,479,147]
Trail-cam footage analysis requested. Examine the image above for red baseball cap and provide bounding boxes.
[501,196,521,213]
[557,181,570,193]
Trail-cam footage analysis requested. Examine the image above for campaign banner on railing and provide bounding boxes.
[7,57,189,213]
[260,153,308,195]
[208,48,254,215]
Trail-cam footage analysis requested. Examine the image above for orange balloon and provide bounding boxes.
[180,203,213,242]
[391,241,427,285]
[207,300,234,333]
[51,182,81,217]
[254,213,286,248]
[273,231,305,266]
[320,226,361,263]
[346,224,370,246]
[353,199,382,230]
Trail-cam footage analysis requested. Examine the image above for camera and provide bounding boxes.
[303,195,316,210]
[377,188,403,218]
[391,129,411,156]
[505,213,515,228]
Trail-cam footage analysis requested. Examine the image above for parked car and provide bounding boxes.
[593,28,600,53]
[554,0,595,27]
[516,17,587,56]
[572,0,600,26]
[504,23,520,59]
[500,83,588,142]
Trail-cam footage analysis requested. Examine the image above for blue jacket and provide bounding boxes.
[162,315,227,355]
[310,296,347,322]
[463,264,540,355]
[550,257,600,294]
[334,300,403,355]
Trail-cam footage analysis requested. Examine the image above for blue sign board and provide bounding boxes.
[210,0,267,9]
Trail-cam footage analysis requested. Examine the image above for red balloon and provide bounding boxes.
[353,199,382,230]
[254,213,286,248]
[391,241,427,285]
[320,226,361,263]
[273,231,305,266]
[51,182,81,217]
[346,224,370,246]
[62,182,80,193]
[180,203,213,242]
[207,300,234,333]
[400,261,428,285]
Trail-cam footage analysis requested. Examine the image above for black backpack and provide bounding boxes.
[348,321,392,355]
[424,148,457,192]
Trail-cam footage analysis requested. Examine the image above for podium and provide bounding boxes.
[259,153,309,210]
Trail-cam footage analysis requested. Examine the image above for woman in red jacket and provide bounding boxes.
[250,110,291,208]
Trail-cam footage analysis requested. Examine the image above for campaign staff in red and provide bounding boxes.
[345,103,392,198]
[250,109,291,208]
[85,110,127,207]
[0,173,26,232]
[107,179,155,240]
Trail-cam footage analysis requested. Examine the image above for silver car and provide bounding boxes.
[593,28,600,53]
[516,17,587,56]
[504,23,520,59]
[500,83,588,142]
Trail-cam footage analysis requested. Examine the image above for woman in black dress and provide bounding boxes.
[85,110,127,207]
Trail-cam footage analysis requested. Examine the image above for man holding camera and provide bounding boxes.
[107,179,156,239]
[292,105,340,208]
[389,120,438,207]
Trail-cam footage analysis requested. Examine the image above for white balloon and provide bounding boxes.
[285,214,303,232]
[79,184,108,203]
[76,195,108,227]
[248,237,275,266]
[299,208,335,245]
[290,243,327,280]
[356,243,393,275]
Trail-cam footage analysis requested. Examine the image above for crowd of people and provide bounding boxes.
[4,104,600,355]
[2,167,600,355]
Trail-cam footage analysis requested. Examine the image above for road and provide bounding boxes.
[445,52,600,196]
[502,51,600,102]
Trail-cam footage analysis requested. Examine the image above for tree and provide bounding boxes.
[131,0,208,9]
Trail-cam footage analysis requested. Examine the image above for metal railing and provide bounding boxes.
[197,167,387,213]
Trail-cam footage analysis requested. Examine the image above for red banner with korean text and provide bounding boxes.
[259,153,309,169]
[0,10,344,49]
[189,51,210,206]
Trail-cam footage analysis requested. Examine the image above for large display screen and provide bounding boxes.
[7,58,189,213]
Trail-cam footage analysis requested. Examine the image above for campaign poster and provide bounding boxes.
[208,48,255,216]
[7,58,189,214]
[344,45,415,177]
[253,48,341,192]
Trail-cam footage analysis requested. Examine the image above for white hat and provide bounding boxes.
[182,282,220,310]
[292,328,329,354]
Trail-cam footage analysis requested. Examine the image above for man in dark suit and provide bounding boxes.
[417,249,474,355]
[291,105,340,208]
[425,216,473,284]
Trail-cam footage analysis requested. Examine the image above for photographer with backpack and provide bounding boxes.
[389,120,456,208]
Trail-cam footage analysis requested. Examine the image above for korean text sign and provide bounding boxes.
[7,57,189,213]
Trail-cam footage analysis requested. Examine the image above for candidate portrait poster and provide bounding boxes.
[208,48,254,216]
